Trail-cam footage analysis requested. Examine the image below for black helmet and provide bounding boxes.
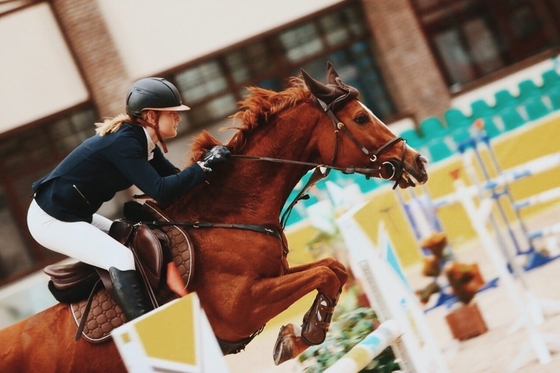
[126,77,190,116]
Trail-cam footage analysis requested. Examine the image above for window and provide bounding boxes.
[0,187,32,279]
[0,106,97,281]
[171,1,395,131]
[0,0,40,15]
[411,0,560,90]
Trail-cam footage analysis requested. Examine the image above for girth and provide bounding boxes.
[131,200,288,255]
[158,221,282,240]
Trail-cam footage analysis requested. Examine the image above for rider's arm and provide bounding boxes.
[110,133,206,204]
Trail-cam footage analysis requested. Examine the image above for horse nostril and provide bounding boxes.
[417,155,428,171]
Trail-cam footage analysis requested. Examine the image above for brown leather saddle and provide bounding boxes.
[44,201,195,343]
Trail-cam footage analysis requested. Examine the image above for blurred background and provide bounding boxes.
[1,0,560,341]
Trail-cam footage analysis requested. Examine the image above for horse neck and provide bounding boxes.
[193,111,320,223]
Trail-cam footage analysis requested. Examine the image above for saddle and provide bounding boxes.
[43,201,195,343]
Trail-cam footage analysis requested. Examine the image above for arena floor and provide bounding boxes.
[225,203,560,373]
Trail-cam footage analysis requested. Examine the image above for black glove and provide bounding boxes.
[199,145,231,171]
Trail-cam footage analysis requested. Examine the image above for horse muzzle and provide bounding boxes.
[397,154,429,189]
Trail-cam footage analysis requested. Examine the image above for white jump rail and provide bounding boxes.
[432,151,560,209]
[324,319,402,373]
[337,211,450,373]
[453,176,560,373]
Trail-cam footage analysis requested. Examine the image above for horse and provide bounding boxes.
[0,62,428,372]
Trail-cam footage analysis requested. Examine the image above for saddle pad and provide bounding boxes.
[71,286,181,343]
[70,290,125,343]
[70,202,195,343]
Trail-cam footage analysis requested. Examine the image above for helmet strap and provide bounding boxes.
[136,113,168,153]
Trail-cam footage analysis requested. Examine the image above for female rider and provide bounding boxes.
[27,77,230,321]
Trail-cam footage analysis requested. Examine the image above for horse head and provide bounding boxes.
[301,62,429,189]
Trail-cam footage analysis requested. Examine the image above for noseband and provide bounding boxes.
[316,98,407,190]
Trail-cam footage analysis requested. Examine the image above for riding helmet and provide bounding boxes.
[125,77,190,116]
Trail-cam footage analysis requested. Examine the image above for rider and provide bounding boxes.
[27,77,231,321]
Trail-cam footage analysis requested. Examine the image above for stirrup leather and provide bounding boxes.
[300,292,337,345]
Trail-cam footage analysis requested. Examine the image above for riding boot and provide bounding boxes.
[108,267,154,321]
[300,292,339,345]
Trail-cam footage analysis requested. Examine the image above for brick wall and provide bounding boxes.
[50,0,130,119]
[361,0,450,122]
[50,0,449,124]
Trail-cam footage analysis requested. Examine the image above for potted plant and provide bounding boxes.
[443,261,488,340]
[414,231,488,340]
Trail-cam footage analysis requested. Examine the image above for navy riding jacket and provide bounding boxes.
[32,123,206,223]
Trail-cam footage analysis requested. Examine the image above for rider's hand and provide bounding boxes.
[198,145,231,172]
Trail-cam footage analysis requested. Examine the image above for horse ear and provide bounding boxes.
[301,62,359,109]
[327,61,354,92]
[301,68,332,98]
[325,61,339,85]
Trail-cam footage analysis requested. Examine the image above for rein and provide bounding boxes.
[136,93,407,243]
[230,154,391,175]
[230,98,407,185]
[230,96,407,227]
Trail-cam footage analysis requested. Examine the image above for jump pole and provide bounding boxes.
[433,150,560,262]
[459,132,560,260]
[464,131,535,253]
[457,137,529,267]
[337,209,449,373]
[433,167,560,328]
[514,186,560,249]
[431,151,560,211]
[324,319,402,373]
[452,172,560,373]
[514,186,560,211]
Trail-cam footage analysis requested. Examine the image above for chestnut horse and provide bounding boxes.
[0,63,428,372]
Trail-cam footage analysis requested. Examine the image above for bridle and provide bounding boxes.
[231,95,408,227]
[315,97,407,186]
[232,99,407,182]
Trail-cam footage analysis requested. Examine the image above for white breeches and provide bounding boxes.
[27,199,135,271]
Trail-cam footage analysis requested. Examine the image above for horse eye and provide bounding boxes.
[354,114,369,125]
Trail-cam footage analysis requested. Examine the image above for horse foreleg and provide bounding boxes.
[205,260,347,365]
[287,257,348,285]
[273,289,342,365]
[272,260,348,365]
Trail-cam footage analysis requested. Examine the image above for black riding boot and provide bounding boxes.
[109,267,154,321]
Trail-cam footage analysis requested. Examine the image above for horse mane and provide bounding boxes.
[188,76,310,162]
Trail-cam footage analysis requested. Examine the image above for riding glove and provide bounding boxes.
[199,145,231,171]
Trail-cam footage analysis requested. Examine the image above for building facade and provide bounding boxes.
[1,0,560,285]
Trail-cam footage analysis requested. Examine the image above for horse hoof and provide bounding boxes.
[272,325,294,365]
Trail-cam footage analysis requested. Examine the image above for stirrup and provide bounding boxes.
[300,292,337,345]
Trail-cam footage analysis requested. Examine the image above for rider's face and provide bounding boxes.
[156,111,181,139]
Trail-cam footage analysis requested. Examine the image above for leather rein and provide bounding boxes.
[232,97,407,227]
[142,96,406,250]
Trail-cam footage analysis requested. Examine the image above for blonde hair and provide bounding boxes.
[95,112,147,136]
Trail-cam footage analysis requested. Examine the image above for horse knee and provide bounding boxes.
[321,257,349,285]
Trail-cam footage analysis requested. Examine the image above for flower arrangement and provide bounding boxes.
[297,306,399,373]
[415,232,484,306]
